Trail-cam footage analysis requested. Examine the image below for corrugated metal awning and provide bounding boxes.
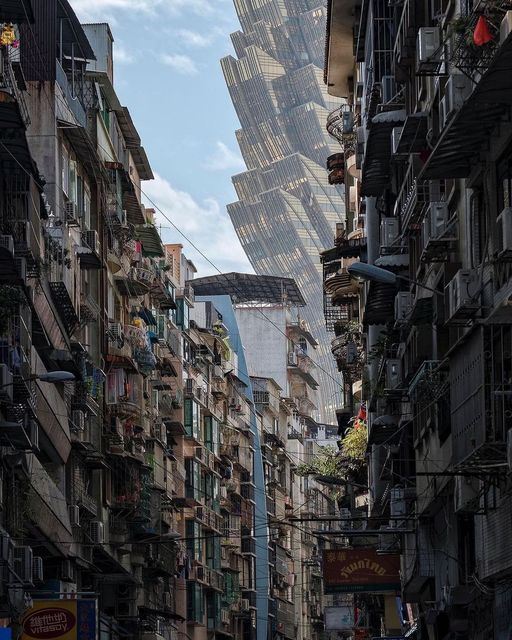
[362,110,406,197]
[135,224,164,258]
[362,281,396,325]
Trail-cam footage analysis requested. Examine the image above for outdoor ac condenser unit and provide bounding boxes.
[395,292,413,324]
[416,27,441,72]
[446,269,479,322]
[380,218,399,250]
[496,207,512,258]
[422,202,449,247]
[442,74,472,126]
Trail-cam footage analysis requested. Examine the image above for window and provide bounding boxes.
[184,399,200,439]
[187,582,203,624]
[69,160,77,204]
[469,190,486,267]
[61,146,70,196]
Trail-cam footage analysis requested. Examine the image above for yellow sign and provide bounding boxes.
[21,600,96,640]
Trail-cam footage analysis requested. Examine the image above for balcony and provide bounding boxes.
[55,61,87,128]
[195,445,217,473]
[0,46,30,128]
[393,0,426,75]
[48,281,79,337]
[195,505,223,532]
[177,285,194,305]
[450,326,510,466]
[115,267,154,297]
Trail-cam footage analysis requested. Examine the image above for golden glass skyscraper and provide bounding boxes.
[222,0,346,424]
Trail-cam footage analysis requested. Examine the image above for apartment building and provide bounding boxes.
[323,0,512,638]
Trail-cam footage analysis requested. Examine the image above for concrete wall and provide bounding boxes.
[235,305,288,393]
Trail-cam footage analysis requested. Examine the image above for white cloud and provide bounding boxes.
[143,173,252,276]
[176,29,212,48]
[72,0,217,20]
[160,53,199,75]
[203,142,245,172]
[114,43,133,64]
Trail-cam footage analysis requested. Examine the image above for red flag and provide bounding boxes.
[473,16,493,46]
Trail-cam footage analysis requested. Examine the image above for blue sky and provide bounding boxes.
[72,0,252,276]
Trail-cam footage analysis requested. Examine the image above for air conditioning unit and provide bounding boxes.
[60,559,76,582]
[422,202,449,249]
[71,409,85,432]
[342,110,354,133]
[240,599,250,612]
[416,27,441,73]
[391,127,403,155]
[500,10,512,43]
[32,556,44,583]
[221,609,230,625]
[442,74,472,126]
[446,269,479,322]
[381,75,395,103]
[454,475,480,513]
[90,520,104,545]
[385,359,402,389]
[0,235,14,256]
[0,364,13,402]
[69,505,80,526]
[288,351,298,366]
[380,218,399,251]
[395,292,413,324]
[496,207,512,259]
[108,321,124,342]
[13,546,33,584]
[82,230,101,254]
[65,201,80,226]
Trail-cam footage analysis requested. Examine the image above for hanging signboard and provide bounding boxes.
[21,600,96,640]
[323,548,401,593]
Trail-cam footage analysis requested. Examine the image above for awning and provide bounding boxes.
[375,253,409,267]
[362,110,407,197]
[321,236,367,261]
[62,123,109,181]
[362,281,396,325]
[135,224,164,257]
[396,112,428,154]
[0,95,40,177]
[422,32,512,179]
[0,0,34,22]
[116,107,153,180]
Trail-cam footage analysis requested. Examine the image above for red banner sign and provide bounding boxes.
[323,548,401,593]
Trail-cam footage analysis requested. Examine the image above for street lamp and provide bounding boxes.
[0,371,75,389]
[348,262,444,296]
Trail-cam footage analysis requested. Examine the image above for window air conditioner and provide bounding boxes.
[395,292,413,324]
[380,218,399,251]
[446,269,479,322]
[90,520,104,545]
[32,556,44,583]
[416,27,441,73]
[422,202,449,250]
[442,74,472,126]
[385,359,402,389]
[496,207,512,258]
[240,599,250,612]
[13,546,33,584]
[69,505,80,527]
[82,230,101,254]
[65,201,80,226]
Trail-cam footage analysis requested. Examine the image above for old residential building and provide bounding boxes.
[323,0,512,637]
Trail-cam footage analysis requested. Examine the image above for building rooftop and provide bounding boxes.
[189,273,306,307]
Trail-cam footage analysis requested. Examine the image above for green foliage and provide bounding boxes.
[0,285,26,336]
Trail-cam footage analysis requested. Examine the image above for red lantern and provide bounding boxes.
[473,15,493,46]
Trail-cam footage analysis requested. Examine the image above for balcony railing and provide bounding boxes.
[0,47,30,127]
[55,60,87,128]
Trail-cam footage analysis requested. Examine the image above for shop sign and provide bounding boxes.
[21,600,96,640]
[323,548,401,593]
